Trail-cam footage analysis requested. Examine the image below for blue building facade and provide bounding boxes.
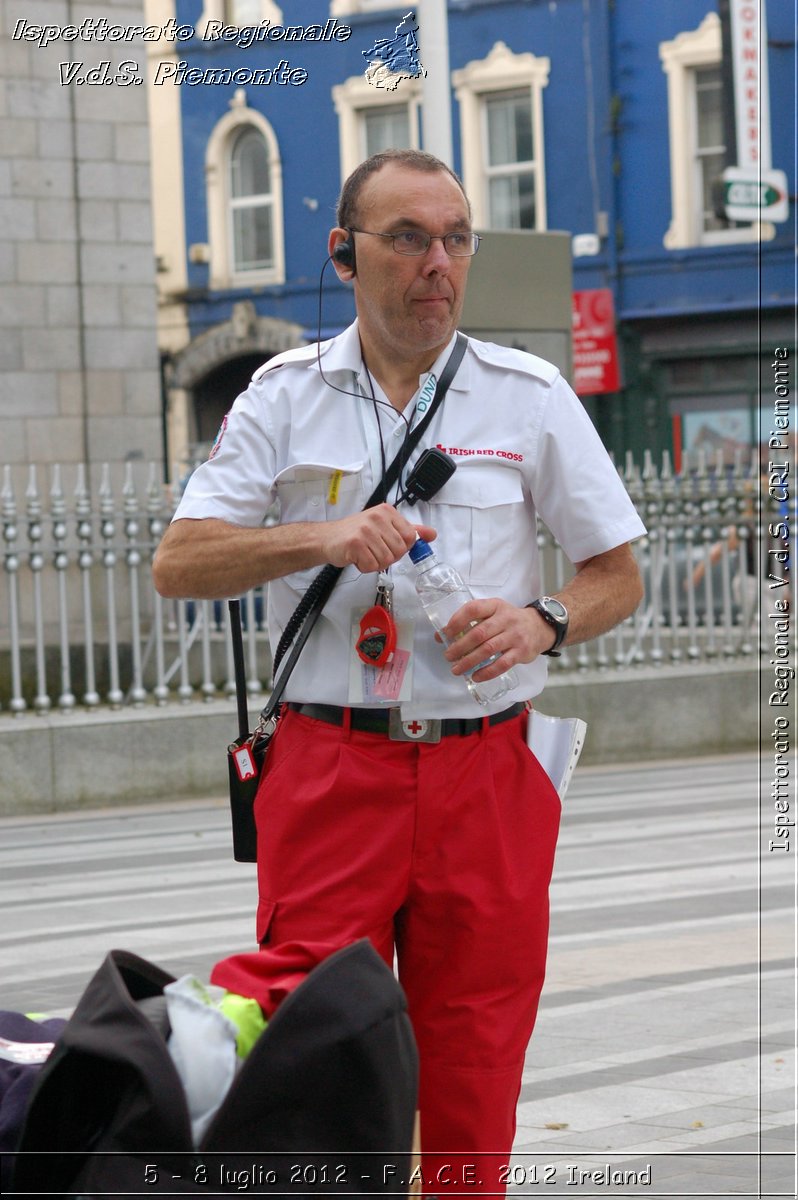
[160,0,794,470]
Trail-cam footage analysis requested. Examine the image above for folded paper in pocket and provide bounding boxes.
[526,710,587,800]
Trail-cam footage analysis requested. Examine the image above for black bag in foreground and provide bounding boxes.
[13,942,418,1196]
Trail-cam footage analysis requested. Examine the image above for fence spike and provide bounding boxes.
[50,463,64,503]
[74,463,90,513]
[122,460,137,505]
[146,462,159,499]
[1,466,15,518]
[25,464,41,511]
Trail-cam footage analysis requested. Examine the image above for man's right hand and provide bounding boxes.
[153,507,436,600]
[321,503,436,574]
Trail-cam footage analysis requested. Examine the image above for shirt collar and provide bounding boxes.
[315,321,470,394]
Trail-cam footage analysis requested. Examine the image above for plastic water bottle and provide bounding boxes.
[408,538,518,707]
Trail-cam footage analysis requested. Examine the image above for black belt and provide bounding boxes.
[286,702,525,738]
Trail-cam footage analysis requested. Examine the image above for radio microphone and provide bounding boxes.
[399,448,456,505]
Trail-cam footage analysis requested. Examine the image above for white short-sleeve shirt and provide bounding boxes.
[174,322,646,716]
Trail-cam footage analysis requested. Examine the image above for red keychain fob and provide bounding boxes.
[356,574,397,669]
[356,604,397,669]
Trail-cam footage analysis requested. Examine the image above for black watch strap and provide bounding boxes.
[527,598,568,657]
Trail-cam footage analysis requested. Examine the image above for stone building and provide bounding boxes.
[0,0,162,493]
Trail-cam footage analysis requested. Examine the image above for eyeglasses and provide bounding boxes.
[349,228,481,257]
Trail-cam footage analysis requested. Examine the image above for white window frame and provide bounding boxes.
[659,12,771,249]
[198,0,283,32]
[205,94,285,289]
[332,74,422,185]
[453,41,549,232]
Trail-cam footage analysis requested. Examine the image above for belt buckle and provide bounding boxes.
[388,710,442,743]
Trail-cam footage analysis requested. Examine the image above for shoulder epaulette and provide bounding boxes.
[251,339,332,382]
[467,338,561,387]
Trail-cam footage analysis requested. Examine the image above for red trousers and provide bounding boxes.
[254,708,561,1196]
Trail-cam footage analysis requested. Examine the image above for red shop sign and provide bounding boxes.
[572,288,621,396]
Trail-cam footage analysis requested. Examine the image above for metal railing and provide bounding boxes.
[0,450,764,715]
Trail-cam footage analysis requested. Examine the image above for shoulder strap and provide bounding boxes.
[230,333,468,732]
[361,331,467,507]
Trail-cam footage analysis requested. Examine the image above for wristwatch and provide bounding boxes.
[527,596,569,657]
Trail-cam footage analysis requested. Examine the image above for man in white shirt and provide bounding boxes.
[154,149,645,1197]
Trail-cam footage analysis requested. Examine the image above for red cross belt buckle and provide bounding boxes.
[388,710,442,743]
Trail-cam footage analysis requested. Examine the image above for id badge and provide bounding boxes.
[348,612,415,704]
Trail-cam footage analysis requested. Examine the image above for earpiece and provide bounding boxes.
[332,233,356,274]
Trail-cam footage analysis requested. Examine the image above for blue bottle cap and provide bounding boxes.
[408,538,433,564]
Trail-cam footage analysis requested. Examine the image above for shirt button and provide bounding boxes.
[310,496,320,507]
[393,427,404,437]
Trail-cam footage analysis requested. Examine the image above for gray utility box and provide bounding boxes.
[461,229,573,381]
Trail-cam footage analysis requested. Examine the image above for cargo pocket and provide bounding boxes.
[428,463,525,587]
[274,461,366,594]
[273,460,366,523]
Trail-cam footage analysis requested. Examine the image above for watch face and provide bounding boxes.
[542,597,568,623]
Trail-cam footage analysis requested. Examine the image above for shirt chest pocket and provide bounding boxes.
[274,462,366,525]
[274,462,366,593]
[428,465,525,587]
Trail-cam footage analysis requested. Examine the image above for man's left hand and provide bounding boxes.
[441,599,551,680]
[440,542,643,680]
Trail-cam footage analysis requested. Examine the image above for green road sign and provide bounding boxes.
[724,180,780,209]
[721,167,789,223]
